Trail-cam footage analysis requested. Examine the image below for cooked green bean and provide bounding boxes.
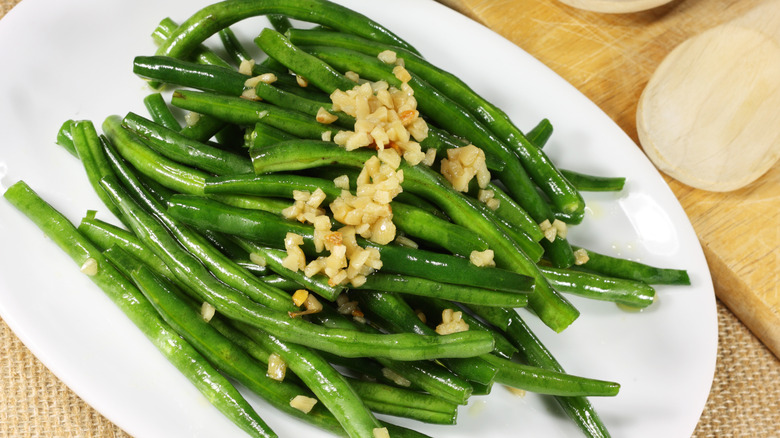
[467,305,610,438]
[165,193,536,295]
[3,181,275,438]
[154,0,419,61]
[356,273,530,308]
[571,246,690,285]
[121,112,253,175]
[250,139,579,332]
[288,28,584,215]
[142,92,181,131]
[100,174,495,360]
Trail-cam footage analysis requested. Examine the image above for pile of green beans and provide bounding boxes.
[4,1,693,437]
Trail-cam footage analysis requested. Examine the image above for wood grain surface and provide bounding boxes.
[437,0,780,359]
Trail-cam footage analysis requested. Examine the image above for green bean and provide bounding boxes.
[236,243,344,301]
[151,17,232,68]
[355,273,530,308]
[171,89,339,139]
[347,379,458,425]
[197,228,269,276]
[206,172,490,258]
[571,246,690,285]
[78,213,175,281]
[247,122,297,148]
[403,295,518,360]
[481,354,620,397]
[525,118,554,148]
[142,92,181,131]
[267,14,293,34]
[134,55,248,95]
[103,115,208,195]
[165,193,536,295]
[467,305,610,438]
[311,306,474,405]
[541,235,576,269]
[540,265,656,308]
[70,120,127,224]
[560,170,626,192]
[2,181,275,438]
[121,112,253,175]
[288,28,584,215]
[251,139,579,332]
[218,26,253,66]
[482,182,545,242]
[55,119,78,157]
[100,175,495,361]
[353,290,499,388]
[230,320,384,438]
[154,0,419,61]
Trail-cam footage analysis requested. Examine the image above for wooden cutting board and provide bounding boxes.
[437,0,780,358]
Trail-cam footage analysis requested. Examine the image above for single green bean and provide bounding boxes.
[143,93,181,131]
[571,246,690,285]
[121,111,253,175]
[155,0,419,61]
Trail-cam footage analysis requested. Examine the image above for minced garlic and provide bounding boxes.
[440,145,491,192]
[267,353,287,382]
[469,249,496,267]
[290,395,318,413]
[435,309,469,335]
[573,248,590,265]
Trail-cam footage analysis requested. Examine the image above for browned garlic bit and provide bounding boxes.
[288,290,323,318]
[573,248,590,265]
[435,309,470,335]
[266,353,287,382]
[335,292,367,322]
[469,249,496,267]
[290,395,318,413]
[440,145,491,192]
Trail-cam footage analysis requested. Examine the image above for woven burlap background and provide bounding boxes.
[1,0,779,437]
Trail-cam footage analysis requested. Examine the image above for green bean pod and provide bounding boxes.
[122,112,254,175]
[481,354,620,397]
[142,93,181,131]
[155,0,419,61]
[540,265,656,308]
[356,274,529,308]
[571,246,690,285]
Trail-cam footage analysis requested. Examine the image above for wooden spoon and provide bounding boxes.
[637,0,780,192]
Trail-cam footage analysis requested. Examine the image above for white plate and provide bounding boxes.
[0,0,717,437]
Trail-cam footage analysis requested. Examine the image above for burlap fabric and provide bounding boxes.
[1,1,778,436]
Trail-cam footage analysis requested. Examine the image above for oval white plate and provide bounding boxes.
[0,0,716,437]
